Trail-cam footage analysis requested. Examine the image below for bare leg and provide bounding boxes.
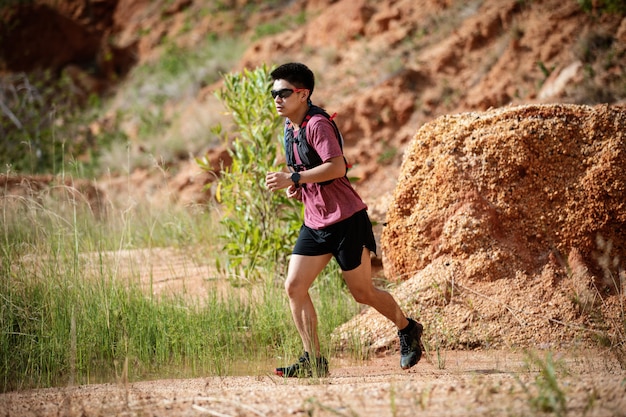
[342,248,410,330]
[285,253,333,356]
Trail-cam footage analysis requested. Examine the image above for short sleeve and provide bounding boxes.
[306,116,343,163]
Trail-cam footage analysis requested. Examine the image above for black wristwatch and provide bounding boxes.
[290,172,301,188]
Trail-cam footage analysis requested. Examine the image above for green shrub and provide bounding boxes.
[0,72,87,174]
[202,64,302,283]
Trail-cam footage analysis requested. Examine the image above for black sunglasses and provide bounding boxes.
[271,88,306,99]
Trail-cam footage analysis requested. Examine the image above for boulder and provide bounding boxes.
[382,104,625,287]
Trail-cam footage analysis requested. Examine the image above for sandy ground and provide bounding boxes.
[2,349,625,417]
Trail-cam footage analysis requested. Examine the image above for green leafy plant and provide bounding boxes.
[202,65,302,283]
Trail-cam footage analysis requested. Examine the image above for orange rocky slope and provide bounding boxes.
[335,103,625,361]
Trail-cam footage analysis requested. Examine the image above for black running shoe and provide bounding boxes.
[274,352,329,378]
[399,318,423,370]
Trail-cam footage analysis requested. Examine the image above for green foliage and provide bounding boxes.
[125,37,243,108]
[378,144,398,165]
[253,10,307,40]
[0,71,98,174]
[577,0,626,14]
[0,185,251,389]
[205,65,302,283]
[1,256,251,390]
[569,27,625,104]
[8,35,242,178]
[537,61,554,78]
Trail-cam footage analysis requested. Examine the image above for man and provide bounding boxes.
[265,62,423,377]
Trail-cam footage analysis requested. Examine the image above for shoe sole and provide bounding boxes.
[274,368,327,378]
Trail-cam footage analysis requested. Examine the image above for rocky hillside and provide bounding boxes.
[234,0,626,211]
[2,0,625,209]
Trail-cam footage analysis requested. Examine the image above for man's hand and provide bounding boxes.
[286,184,301,200]
[265,171,291,192]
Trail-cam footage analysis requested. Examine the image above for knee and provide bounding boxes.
[350,287,374,305]
[284,276,306,299]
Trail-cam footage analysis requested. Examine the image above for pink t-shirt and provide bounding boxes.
[291,114,367,229]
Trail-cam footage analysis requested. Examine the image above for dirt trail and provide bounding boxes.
[2,349,625,416]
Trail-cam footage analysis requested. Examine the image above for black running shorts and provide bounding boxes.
[292,209,377,271]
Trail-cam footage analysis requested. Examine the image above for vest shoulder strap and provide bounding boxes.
[285,105,348,185]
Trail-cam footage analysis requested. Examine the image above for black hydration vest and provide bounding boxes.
[284,105,347,186]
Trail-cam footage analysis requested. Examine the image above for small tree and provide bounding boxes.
[200,64,301,283]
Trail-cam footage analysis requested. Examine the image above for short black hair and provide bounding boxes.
[270,63,315,97]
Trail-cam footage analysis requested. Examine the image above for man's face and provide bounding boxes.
[271,79,308,119]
